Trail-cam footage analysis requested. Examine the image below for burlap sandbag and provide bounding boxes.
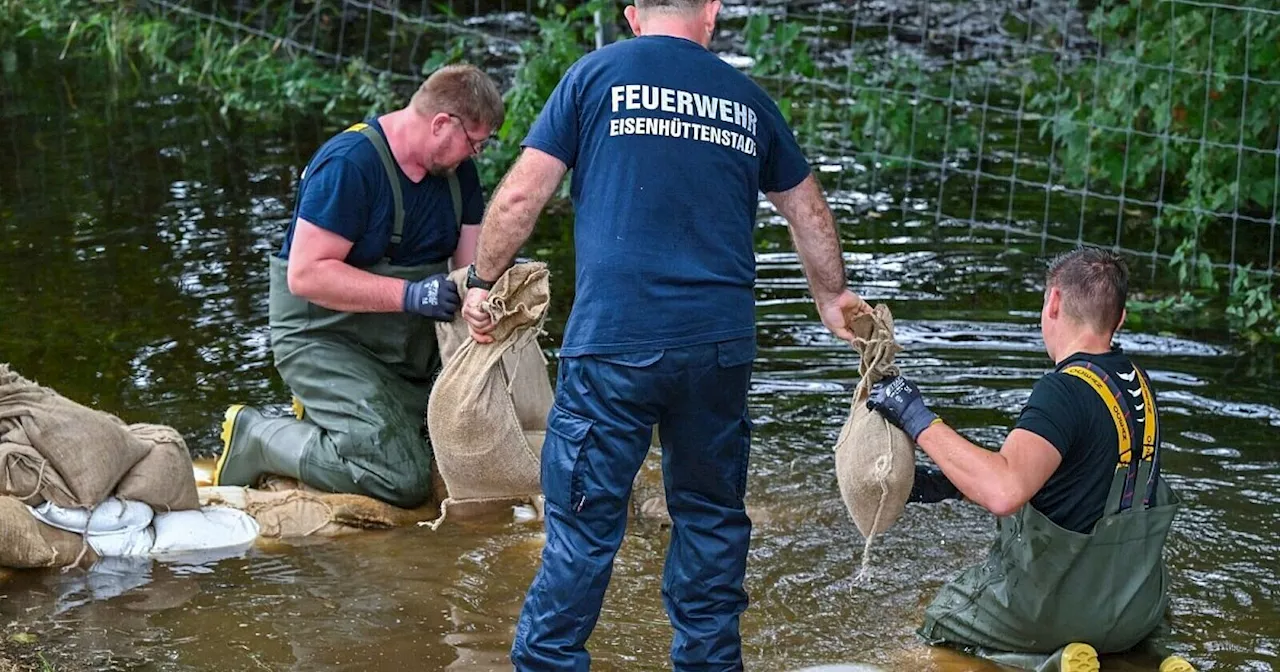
[833,304,915,577]
[0,495,96,569]
[116,424,200,512]
[426,263,552,527]
[198,485,437,538]
[0,439,72,507]
[0,364,150,508]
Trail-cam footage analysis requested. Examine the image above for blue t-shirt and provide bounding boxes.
[279,119,485,267]
[523,35,811,357]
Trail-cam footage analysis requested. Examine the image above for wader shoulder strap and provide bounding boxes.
[447,170,463,232]
[1133,366,1163,507]
[1061,362,1162,512]
[1061,363,1136,470]
[344,122,404,262]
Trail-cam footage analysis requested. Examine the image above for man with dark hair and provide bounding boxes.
[868,247,1194,672]
[459,0,870,668]
[213,64,504,509]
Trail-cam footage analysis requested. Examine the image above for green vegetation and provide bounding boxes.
[1,0,399,120]
[740,2,1279,343]
[469,0,608,188]
[1029,0,1280,341]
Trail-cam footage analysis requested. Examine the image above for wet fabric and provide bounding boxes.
[523,35,810,357]
[511,337,756,672]
[0,496,95,569]
[198,484,437,538]
[30,497,155,557]
[919,359,1179,664]
[426,263,553,527]
[833,305,915,575]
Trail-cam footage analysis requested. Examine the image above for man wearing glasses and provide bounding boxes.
[213,64,503,510]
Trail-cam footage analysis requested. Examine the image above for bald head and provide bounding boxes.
[634,0,714,12]
[626,0,721,46]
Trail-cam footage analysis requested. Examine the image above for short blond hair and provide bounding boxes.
[410,63,505,131]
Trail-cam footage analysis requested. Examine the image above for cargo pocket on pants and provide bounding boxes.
[735,414,753,500]
[543,403,594,513]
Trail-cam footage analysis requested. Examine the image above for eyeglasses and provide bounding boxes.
[448,114,490,155]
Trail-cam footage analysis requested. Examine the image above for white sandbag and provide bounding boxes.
[29,497,153,535]
[150,506,259,560]
[89,527,155,557]
[29,497,156,557]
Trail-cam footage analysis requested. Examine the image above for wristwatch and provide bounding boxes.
[466,264,496,291]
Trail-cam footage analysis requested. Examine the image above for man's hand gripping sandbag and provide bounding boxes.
[425,262,554,527]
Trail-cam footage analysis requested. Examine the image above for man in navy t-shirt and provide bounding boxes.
[213,64,504,509]
[460,2,869,668]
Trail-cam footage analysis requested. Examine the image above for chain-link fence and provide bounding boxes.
[743,0,1279,293]
[96,0,1280,332]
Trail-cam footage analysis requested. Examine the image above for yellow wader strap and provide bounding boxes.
[1134,366,1163,507]
[1062,361,1162,511]
[344,122,404,263]
[1061,364,1135,470]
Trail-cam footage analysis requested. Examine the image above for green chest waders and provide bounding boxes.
[919,362,1181,671]
[265,122,463,509]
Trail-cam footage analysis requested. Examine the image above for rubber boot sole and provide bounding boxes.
[213,404,247,486]
[1060,642,1099,672]
[1160,656,1196,672]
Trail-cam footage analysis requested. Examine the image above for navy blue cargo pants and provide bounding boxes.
[510,337,756,671]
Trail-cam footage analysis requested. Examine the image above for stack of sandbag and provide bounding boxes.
[0,363,253,568]
[425,262,554,528]
[0,364,152,508]
[833,305,916,577]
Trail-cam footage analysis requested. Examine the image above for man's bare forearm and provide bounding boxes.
[473,149,567,282]
[289,258,406,313]
[766,174,847,304]
[916,423,1017,515]
[916,424,1061,517]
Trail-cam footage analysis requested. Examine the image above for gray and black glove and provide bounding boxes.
[403,273,460,320]
[866,375,941,441]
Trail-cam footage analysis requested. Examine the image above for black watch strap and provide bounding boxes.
[467,264,496,291]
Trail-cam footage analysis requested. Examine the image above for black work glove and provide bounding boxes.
[866,375,941,441]
[403,273,460,320]
[909,464,961,503]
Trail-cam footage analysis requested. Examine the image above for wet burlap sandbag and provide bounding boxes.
[116,424,200,512]
[833,304,915,577]
[0,364,150,508]
[198,483,437,538]
[0,495,96,569]
[425,262,553,528]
